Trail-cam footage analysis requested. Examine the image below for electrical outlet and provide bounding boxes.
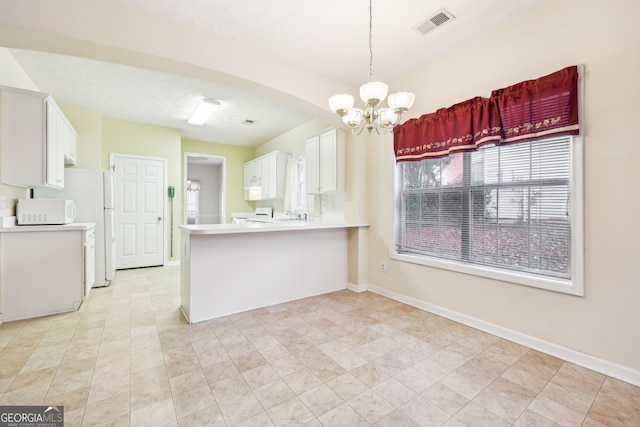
[381,262,387,273]
[0,195,6,209]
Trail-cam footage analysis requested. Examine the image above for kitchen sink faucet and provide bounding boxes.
[287,211,308,221]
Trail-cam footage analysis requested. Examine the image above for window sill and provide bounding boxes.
[391,251,584,296]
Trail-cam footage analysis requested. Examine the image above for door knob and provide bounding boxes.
[157,217,163,221]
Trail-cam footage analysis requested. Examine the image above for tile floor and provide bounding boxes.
[0,266,638,426]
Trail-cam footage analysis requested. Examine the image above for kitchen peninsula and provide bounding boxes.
[179,221,367,323]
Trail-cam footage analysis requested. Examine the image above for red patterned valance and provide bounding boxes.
[394,66,580,162]
[493,66,579,144]
[394,97,501,162]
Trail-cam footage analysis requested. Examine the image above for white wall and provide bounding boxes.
[365,0,640,382]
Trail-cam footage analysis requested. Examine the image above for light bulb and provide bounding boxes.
[328,94,354,113]
[360,82,388,105]
[388,92,416,110]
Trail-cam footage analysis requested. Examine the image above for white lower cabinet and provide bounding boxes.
[305,128,344,194]
[0,224,94,322]
[84,226,96,295]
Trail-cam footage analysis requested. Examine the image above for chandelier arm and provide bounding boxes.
[343,115,366,135]
[391,111,404,127]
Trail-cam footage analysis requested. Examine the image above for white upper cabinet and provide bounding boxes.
[261,151,287,200]
[0,86,77,188]
[243,156,263,201]
[45,99,65,188]
[305,134,320,194]
[243,151,287,201]
[305,128,344,194]
[61,110,78,165]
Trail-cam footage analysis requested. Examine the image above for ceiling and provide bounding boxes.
[6,0,542,147]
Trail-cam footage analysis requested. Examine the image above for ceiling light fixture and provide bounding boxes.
[187,98,221,125]
[328,0,415,135]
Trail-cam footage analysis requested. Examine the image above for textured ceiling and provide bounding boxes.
[6,0,542,147]
[9,49,314,147]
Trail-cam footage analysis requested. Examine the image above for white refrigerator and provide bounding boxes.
[35,168,116,287]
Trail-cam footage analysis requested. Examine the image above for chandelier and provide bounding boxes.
[328,0,415,135]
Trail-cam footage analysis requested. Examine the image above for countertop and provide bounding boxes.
[0,222,96,233]
[179,220,368,235]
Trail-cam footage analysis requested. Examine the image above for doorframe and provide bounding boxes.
[110,153,169,267]
[183,152,226,224]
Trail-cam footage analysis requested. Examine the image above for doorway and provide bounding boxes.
[183,152,226,224]
[111,153,167,269]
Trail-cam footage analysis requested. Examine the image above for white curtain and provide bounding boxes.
[284,155,305,213]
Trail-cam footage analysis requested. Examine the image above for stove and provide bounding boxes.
[230,207,273,224]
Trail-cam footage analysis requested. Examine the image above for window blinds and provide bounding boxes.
[395,136,572,279]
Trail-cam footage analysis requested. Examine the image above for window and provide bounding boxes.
[394,135,584,295]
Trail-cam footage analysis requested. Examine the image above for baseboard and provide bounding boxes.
[346,282,368,293]
[166,260,180,267]
[360,283,640,388]
[179,305,191,324]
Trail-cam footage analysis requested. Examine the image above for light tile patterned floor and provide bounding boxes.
[0,266,638,426]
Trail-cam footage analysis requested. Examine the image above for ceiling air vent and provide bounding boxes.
[242,119,255,125]
[415,8,455,35]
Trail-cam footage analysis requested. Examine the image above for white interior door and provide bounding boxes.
[113,155,165,269]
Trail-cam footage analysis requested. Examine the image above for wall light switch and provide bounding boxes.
[0,195,7,209]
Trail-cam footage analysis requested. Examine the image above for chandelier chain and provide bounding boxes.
[368,0,373,82]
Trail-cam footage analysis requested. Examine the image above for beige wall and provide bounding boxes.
[365,0,640,375]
